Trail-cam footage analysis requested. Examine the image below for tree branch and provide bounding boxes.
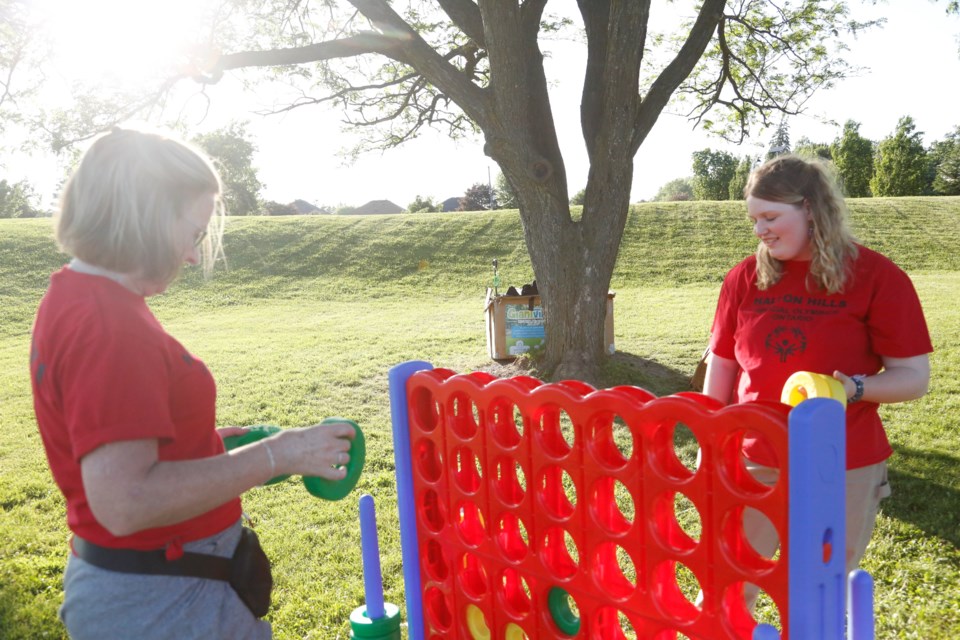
[632,0,726,152]
[436,0,485,47]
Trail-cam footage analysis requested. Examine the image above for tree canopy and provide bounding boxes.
[192,122,265,216]
[871,116,929,197]
[1,0,885,378]
[692,148,737,201]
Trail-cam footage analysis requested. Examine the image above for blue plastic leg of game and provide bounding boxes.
[788,397,847,639]
[847,569,874,640]
[388,360,433,640]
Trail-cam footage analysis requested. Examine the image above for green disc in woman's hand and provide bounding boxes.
[223,424,292,486]
[302,418,365,501]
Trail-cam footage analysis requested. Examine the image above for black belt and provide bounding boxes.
[72,536,232,582]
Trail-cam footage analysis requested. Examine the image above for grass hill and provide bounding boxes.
[0,196,958,639]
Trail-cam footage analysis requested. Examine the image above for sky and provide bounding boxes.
[7,1,960,210]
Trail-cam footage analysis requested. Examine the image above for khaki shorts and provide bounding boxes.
[741,459,891,609]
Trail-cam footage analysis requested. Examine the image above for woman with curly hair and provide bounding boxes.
[703,154,932,607]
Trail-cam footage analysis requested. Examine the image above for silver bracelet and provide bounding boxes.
[263,441,276,475]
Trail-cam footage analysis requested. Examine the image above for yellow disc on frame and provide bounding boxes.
[465,604,491,640]
[781,371,847,408]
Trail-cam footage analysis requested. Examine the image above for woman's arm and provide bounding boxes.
[81,422,356,537]
[703,351,740,405]
[833,353,931,405]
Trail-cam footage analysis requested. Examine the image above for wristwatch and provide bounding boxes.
[849,375,866,404]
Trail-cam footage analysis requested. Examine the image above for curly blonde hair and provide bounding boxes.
[746,155,858,294]
[56,127,225,284]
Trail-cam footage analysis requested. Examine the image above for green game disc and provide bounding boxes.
[302,418,366,501]
[223,425,292,486]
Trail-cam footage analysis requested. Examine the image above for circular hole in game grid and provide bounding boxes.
[495,512,529,563]
[449,392,480,440]
[535,406,576,458]
[721,582,783,637]
[589,476,635,535]
[411,387,440,433]
[719,506,780,574]
[415,438,442,483]
[540,527,580,580]
[718,430,781,499]
[592,542,637,601]
[588,413,634,470]
[493,457,527,507]
[651,560,701,625]
[490,399,526,448]
[537,465,577,520]
[498,567,533,618]
[648,421,701,482]
[452,446,483,494]
[456,500,487,547]
[422,539,449,582]
[594,607,638,639]
[424,586,452,632]
[458,552,489,600]
[420,488,445,533]
[651,491,699,554]
[504,623,529,640]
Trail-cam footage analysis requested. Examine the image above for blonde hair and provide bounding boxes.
[56,127,225,284]
[746,155,858,294]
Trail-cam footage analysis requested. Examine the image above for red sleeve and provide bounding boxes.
[865,259,933,358]
[709,260,751,359]
[61,325,175,462]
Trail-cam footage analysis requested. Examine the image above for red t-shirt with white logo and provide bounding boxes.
[710,245,932,469]
[30,267,241,549]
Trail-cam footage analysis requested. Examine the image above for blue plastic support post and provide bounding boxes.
[359,494,385,620]
[388,360,434,640]
[847,569,875,640]
[787,397,847,640]
[753,624,780,640]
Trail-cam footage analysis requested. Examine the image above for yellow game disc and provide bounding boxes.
[781,371,847,408]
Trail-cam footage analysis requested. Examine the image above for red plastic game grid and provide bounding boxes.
[403,368,795,640]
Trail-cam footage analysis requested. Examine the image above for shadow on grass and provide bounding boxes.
[886,446,960,548]
[597,351,696,396]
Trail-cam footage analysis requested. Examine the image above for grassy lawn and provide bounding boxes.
[0,197,958,638]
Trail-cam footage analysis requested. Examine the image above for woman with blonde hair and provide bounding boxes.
[31,127,356,639]
[703,154,932,607]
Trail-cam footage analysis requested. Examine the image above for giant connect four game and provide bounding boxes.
[386,361,874,640]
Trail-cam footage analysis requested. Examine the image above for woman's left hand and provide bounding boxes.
[832,370,855,399]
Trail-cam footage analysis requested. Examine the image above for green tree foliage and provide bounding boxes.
[570,188,586,206]
[871,116,929,197]
[407,194,439,213]
[2,1,882,377]
[654,178,695,202]
[929,126,960,195]
[192,122,264,216]
[692,149,737,201]
[766,121,791,158]
[0,178,42,218]
[728,157,755,200]
[495,172,518,210]
[262,201,297,215]
[793,137,832,161]
[831,121,874,197]
[459,182,495,212]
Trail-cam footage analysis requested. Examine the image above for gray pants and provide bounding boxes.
[60,520,272,640]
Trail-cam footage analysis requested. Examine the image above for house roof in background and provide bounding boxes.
[353,199,404,215]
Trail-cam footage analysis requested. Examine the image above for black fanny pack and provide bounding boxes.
[72,526,273,618]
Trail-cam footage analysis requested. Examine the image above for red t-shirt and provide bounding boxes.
[710,246,932,469]
[30,267,241,549]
